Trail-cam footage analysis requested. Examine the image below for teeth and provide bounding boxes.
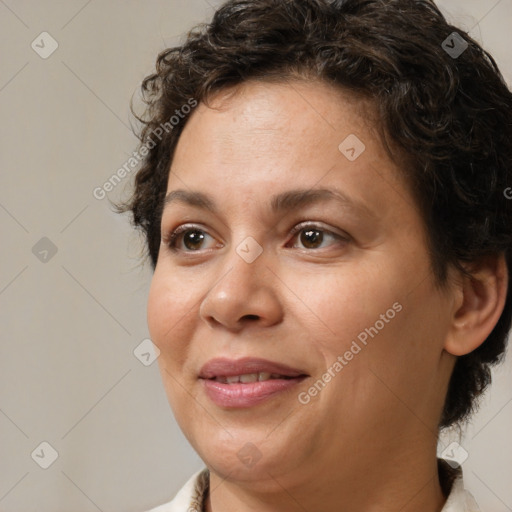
[240,373,258,383]
[214,372,284,383]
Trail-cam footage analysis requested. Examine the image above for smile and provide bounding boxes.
[210,372,295,383]
[198,357,309,408]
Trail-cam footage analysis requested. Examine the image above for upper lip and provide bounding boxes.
[198,357,308,379]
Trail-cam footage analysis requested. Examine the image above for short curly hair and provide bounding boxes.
[117,0,512,429]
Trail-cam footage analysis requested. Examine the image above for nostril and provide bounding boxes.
[244,314,259,321]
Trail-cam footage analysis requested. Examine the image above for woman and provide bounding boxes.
[117,0,512,510]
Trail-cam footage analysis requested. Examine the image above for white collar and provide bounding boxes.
[441,467,481,511]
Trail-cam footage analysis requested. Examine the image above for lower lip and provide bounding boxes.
[201,377,306,408]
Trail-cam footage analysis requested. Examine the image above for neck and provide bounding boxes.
[204,450,448,512]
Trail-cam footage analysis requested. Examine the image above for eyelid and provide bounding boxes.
[288,220,349,241]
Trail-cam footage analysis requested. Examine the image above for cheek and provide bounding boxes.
[349,276,451,413]
[147,274,169,344]
[293,255,443,405]
[146,267,196,356]
[289,265,400,357]
[147,269,199,410]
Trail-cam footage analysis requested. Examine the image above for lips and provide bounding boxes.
[199,357,309,408]
[198,357,307,380]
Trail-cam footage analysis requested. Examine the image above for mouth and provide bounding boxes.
[208,372,299,384]
[198,357,309,408]
[198,356,307,379]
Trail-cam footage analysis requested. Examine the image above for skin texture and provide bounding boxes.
[147,79,508,512]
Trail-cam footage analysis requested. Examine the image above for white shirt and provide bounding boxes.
[144,459,481,512]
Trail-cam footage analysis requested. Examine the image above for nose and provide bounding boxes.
[198,243,283,331]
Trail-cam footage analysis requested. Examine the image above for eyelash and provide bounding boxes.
[163,221,349,253]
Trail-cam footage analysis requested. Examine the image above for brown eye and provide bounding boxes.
[181,230,206,250]
[288,223,348,250]
[167,226,214,252]
[299,228,324,249]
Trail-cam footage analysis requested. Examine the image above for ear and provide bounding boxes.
[444,253,508,356]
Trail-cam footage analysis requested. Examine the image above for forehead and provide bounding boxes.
[175,79,373,159]
[167,79,412,221]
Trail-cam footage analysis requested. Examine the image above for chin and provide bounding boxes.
[193,428,301,483]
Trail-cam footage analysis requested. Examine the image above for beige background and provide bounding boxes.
[0,1,511,511]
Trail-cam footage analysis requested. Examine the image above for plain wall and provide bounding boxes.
[0,1,511,510]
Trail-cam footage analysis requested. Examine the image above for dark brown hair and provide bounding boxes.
[117,0,512,429]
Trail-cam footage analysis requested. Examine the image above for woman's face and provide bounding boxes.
[147,79,457,486]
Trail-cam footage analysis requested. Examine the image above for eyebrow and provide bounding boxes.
[163,188,374,217]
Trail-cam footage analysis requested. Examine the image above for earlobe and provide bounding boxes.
[444,254,508,357]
